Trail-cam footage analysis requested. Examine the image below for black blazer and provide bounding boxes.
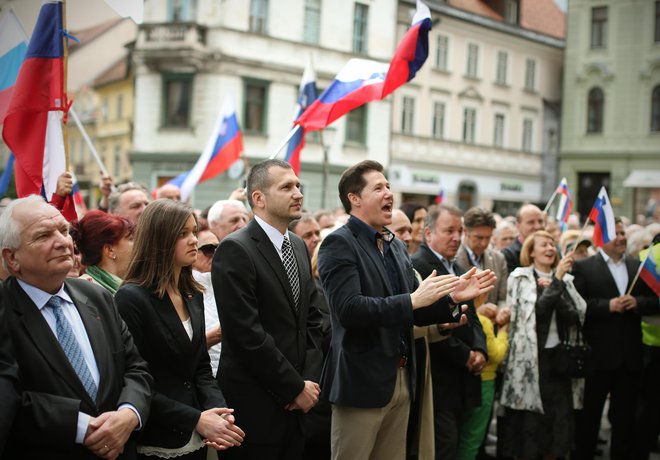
[317,218,455,409]
[115,283,225,449]
[0,284,19,457]
[212,219,324,444]
[2,277,153,460]
[412,244,487,411]
[572,252,658,371]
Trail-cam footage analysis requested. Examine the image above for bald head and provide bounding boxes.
[516,204,545,241]
[390,209,413,247]
[156,183,182,201]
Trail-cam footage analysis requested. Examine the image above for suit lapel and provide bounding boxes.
[595,252,623,295]
[419,244,450,276]
[151,293,193,361]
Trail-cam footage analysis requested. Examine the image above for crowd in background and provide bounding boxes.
[0,164,658,460]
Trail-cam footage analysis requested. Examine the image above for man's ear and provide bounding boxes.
[2,248,19,274]
[251,190,265,210]
[348,192,360,209]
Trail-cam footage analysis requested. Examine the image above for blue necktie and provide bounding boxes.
[47,296,98,401]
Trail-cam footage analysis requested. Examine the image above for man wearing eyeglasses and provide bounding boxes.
[193,229,222,376]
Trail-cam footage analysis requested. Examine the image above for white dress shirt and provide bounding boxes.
[193,270,221,377]
[255,215,290,261]
[599,248,629,296]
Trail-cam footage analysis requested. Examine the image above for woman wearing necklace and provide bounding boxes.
[499,230,587,459]
[115,199,244,459]
[71,210,135,294]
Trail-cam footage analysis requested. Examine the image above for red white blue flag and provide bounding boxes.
[1,0,77,220]
[0,10,27,122]
[639,244,660,297]
[588,186,616,247]
[295,0,432,131]
[170,94,244,201]
[435,185,445,205]
[285,59,317,175]
[554,177,573,231]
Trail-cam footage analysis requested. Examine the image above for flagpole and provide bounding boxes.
[69,106,111,178]
[625,249,650,296]
[269,125,301,160]
[319,129,329,209]
[61,0,70,172]
[573,216,592,252]
[543,188,559,214]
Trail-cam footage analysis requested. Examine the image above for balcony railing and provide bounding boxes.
[139,22,207,47]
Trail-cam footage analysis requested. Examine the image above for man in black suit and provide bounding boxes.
[213,159,324,460]
[502,204,545,273]
[412,204,488,459]
[0,195,153,460]
[0,289,19,457]
[318,160,494,460]
[572,218,658,460]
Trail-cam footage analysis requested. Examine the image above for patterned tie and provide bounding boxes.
[281,235,300,311]
[47,296,98,401]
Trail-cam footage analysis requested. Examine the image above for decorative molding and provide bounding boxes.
[458,85,483,102]
[576,61,615,82]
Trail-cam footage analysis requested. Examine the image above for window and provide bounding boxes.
[655,2,660,43]
[587,87,604,133]
[116,94,123,120]
[432,102,445,139]
[436,35,449,71]
[114,144,121,178]
[591,6,608,48]
[353,3,369,54]
[303,0,321,44]
[493,113,505,148]
[162,74,193,127]
[346,105,367,143]
[496,51,508,85]
[168,0,197,22]
[401,97,414,134]
[466,43,479,78]
[522,118,533,152]
[524,58,536,91]
[249,0,268,34]
[505,0,519,24]
[458,182,476,211]
[651,86,660,131]
[463,108,476,143]
[102,97,109,122]
[244,80,269,133]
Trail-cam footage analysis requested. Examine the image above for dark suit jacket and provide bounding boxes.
[412,244,487,410]
[317,217,456,409]
[212,219,324,444]
[456,244,508,307]
[572,252,658,371]
[502,238,523,275]
[2,277,152,460]
[0,284,19,457]
[115,284,225,449]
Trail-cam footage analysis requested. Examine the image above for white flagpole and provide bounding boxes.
[69,106,112,178]
[269,125,301,160]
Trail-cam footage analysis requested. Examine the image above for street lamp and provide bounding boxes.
[319,127,335,210]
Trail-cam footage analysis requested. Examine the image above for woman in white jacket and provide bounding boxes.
[499,230,587,459]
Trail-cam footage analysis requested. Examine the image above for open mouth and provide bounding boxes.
[382,203,393,213]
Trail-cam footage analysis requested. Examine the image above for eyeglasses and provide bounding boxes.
[199,243,218,257]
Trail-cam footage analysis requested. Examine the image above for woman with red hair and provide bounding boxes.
[71,210,135,294]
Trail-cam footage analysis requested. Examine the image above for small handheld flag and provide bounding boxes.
[639,245,660,297]
[435,186,445,205]
[554,178,573,231]
[588,186,616,247]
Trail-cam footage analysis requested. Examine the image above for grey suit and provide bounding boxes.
[455,244,508,308]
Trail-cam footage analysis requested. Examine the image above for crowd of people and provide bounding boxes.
[0,159,658,460]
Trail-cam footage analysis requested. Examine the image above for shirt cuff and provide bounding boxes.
[76,412,92,444]
[118,403,143,431]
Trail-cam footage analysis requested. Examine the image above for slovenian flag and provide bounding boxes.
[170,93,243,201]
[435,185,445,204]
[0,10,27,122]
[295,0,432,131]
[588,186,616,247]
[1,0,77,220]
[554,177,573,232]
[639,244,660,297]
[285,59,317,175]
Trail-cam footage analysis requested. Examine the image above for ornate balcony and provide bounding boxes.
[135,22,209,71]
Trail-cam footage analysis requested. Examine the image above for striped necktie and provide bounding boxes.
[282,236,300,311]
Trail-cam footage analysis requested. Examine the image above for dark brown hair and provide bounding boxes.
[338,160,383,213]
[246,159,292,207]
[463,207,496,230]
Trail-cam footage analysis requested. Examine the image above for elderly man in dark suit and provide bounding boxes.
[318,160,494,460]
[213,159,324,460]
[412,204,488,459]
[0,195,152,460]
[572,217,658,460]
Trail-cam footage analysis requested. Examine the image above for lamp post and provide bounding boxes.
[319,128,335,210]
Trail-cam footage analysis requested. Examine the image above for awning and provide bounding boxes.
[622,170,660,188]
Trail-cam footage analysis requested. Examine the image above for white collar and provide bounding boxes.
[254,215,289,252]
[16,279,74,311]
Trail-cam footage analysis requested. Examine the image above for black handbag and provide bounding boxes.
[553,319,591,378]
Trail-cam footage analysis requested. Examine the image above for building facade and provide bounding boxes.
[559,0,660,222]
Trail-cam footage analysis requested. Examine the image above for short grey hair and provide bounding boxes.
[207,199,246,225]
[108,182,149,213]
[425,204,463,230]
[0,195,49,269]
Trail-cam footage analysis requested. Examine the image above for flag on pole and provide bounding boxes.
[588,186,616,247]
[285,59,317,175]
[435,185,445,205]
[554,177,573,231]
[295,0,432,131]
[169,94,244,201]
[639,244,660,297]
[0,10,28,121]
[0,154,15,196]
[1,0,77,220]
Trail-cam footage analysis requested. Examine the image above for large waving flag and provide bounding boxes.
[170,94,243,201]
[295,0,432,131]
[1,0,77,220]
[285,59,317,175]
[639,244,660,297]
[588,186,616,247]
[0,10,28,121]
[554,177,573,232]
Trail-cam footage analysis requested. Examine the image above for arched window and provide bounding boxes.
[587,87,604,133]
[651,85,660,132]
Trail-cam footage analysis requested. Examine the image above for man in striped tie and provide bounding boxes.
[0,195,153,460]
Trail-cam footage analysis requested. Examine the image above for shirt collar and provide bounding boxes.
[255,215,288,251]
[464,244,482,263]
[599,247,625,265]
[17,279,73,311]
[349,215,394,245]
[428,246,456,270]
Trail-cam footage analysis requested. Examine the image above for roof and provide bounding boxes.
[92,54,130,88]
[447,0,565,40]
[68,18,125,54]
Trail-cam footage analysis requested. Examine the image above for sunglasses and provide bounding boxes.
[199,243,218,257]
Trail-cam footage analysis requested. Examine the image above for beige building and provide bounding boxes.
[390,0,565,215]
[559,0,660,222]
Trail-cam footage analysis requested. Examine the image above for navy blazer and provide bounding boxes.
[317,217,455,409]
